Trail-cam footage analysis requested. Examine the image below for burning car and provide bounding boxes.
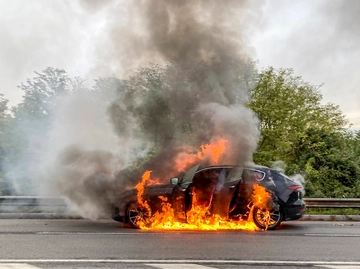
[112,164,305,230]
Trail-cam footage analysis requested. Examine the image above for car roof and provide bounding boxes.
[197,164,270,171]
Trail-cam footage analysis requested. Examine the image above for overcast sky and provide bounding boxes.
[0,0,359,128]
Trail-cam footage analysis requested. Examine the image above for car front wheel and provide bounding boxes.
[252,206,283,230]
[126,202,152,229]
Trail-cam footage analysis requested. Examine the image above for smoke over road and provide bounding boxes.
[8,0,263,218]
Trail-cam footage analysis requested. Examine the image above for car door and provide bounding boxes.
[187,167,243,218]
[171,164,200,221]
[211,167,243,218]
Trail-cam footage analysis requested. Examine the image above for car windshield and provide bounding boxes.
[180,164,200,187]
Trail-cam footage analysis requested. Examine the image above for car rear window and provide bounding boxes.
[271,170,296,186]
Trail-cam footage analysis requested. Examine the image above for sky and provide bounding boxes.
[0,0,359,129]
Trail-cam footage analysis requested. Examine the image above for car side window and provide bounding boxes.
[192,168,221,185]
[180,164,200,188]
[226,167,243,182]
[191,168,229,188]
[242,168,266,182]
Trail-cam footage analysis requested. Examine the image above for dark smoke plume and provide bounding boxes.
[33,0,263,218]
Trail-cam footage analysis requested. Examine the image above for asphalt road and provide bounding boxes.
[1,219,360,268]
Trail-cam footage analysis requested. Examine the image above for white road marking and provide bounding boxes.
[0,264,41,269]
[1,259,360,266]
[315,265,360,269]
[35,232,360,237]
[305,234,360,237]
[146,264,216,269]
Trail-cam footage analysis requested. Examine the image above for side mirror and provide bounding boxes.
[170,177,179,185]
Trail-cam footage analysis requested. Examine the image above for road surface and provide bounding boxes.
[0,219,359,268]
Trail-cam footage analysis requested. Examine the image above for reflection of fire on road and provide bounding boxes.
[134,139,272,231]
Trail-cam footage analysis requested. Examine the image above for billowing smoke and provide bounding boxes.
[270,161,306,196]
[9,0,264,218]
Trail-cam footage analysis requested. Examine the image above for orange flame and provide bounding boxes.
[252,184,271,208]
[175,139,228,171]
[135,170,152,212]
[251,184,272,230]
[198,138,227,163]
[142,195,258,231]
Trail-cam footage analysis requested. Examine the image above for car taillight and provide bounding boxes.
[289,185,303,199]
[289,185,301,191]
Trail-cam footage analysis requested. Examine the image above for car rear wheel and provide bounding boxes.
[126,202,152,229]
[252,206,283,230]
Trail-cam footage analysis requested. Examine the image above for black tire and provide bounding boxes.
[252,206,283,230]
[126,202,152,229]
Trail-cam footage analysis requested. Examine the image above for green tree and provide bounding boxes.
[248,67,356,197]
[248,67,347,164]
[298,129,360,197]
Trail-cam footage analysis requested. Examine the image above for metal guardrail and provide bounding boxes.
[304,198,360,208]
[0,196,65,206]
[1,196,360,210]
[0,196,67,213]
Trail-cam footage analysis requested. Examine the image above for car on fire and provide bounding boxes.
[112,164,306,230]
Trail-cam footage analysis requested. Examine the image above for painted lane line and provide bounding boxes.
[1,260,360,266]
[0,264,42,269]
[315,265,360,269]
[146,264,216,269]
[305,234,360,237]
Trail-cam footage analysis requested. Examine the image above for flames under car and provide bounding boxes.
[112,164,306,230]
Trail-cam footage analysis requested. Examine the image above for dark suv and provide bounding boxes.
[112,164,306,230]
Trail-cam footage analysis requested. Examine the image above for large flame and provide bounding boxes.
[251,184,272,230]
[252,184,271,208]
[135,170,152,211]
[175,139,228,171]
[199,138,227,163]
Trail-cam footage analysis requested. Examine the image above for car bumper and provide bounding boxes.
[283,199,306,221]
[112,207,125,223]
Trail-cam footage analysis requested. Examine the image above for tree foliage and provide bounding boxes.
[248,67,359,197]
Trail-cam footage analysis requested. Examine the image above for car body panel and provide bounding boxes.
[270,169,306,221]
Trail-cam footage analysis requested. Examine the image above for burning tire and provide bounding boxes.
[126,202,152,229]
[252,206,283,230]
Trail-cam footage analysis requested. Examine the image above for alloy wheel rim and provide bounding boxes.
[128,206,151,227]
